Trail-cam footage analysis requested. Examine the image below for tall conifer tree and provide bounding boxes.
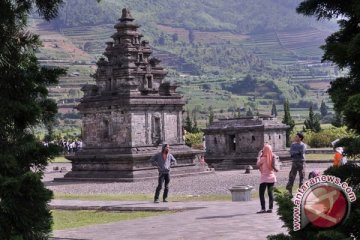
[304,105,322,132]
[0,0,89,238]
[282,100,295,147]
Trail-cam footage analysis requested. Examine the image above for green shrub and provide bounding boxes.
[185,132,203,147]
[291,127,355,148]
[336,136,360,159]
[267,233,292,240]
[268,163,360,239]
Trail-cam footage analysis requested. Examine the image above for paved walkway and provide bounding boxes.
[51,200,287,240]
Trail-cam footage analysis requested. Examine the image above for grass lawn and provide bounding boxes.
[54,193,232,202]
[50,156,71,163]
[52,210,170,230]
[306,153,333,161]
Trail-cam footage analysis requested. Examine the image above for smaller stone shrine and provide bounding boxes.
[203,115,291,170]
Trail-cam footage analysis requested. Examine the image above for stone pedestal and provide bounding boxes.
[59,145,207,182]
[229,185,254,201]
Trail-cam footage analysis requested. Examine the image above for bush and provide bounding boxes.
[267,233,292,240]
[185,132,203,147]
[291,127,355,148]
[336,136,360,159]
[269,163,360,239]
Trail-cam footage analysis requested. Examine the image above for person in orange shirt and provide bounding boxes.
[333,147,343,167]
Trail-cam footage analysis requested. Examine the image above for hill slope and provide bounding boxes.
[31,0,341,127]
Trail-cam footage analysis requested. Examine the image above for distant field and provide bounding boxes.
[157,24,248,43]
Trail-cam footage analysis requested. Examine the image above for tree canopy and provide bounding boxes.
[0,0,68,239]
[282,100,295,147]
[297,0,360,134]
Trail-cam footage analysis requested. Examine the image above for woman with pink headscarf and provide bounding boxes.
[256,144,279,213]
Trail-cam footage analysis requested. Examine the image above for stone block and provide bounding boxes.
[229,185,254,201]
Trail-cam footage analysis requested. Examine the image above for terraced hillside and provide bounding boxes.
[277,29,329,58]
[30,0,344,130]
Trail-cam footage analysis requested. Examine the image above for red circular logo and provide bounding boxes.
[304,185,347,228]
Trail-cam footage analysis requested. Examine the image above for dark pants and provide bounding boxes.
[154,173,170,201]
[286,161,305,194]
[259,182,275,210]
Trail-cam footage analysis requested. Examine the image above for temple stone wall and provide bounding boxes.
[204,116,291,170]
[264,130,286,152]
[61,8,206,181]
[82,110,132,148]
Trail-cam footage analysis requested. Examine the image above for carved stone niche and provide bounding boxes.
[151,112,162,145]
[149,57,161,67]
[81,84,99,97]
[140,74,154,95]
[141,40,149,47]
[159,82,177,96]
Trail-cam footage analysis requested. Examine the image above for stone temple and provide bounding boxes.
[62,8,204,181]
[203,115,291,170]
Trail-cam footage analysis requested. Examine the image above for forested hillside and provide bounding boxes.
[32,0,341,132]
[50,0,334,33]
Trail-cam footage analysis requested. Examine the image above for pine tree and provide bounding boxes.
[192,111,199,133]
[320,100,328,117]
[0,0,67,239]
[304,105,322,132]
[158,32,165,45]
[208,106,214,125]
[188,29,195,44]
[271,102,278,116]
[184,110,193,133]
[246,108,253,116]
[332,111,343,128]
[172,33,178,43]
[237,108,241,118]
[282,100,295,147]
[297,0,360,135]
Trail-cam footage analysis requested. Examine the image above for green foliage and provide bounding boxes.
[331,111,343,128]
[297,0,360,136]
[324,163,360,189]
[343,94,360,134]
[53,0,329,34]
[184,132,203,147]
[282,100,295,147]
[192,111,200,133]
[158,32,166,45]
[271,102,278,116]
[0,0,66,239]
[336,137,360,159]
[246,108,253,116]
[208,106,214,125]
[52,0,115,29]
[303,105,321,133]
[172,33,178,42]
[320,100,328,117]
[184,110,193,133]
[270,163,360,240]
[267,233,292,240]
[188,29,195,44]
[298,127,355,148]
